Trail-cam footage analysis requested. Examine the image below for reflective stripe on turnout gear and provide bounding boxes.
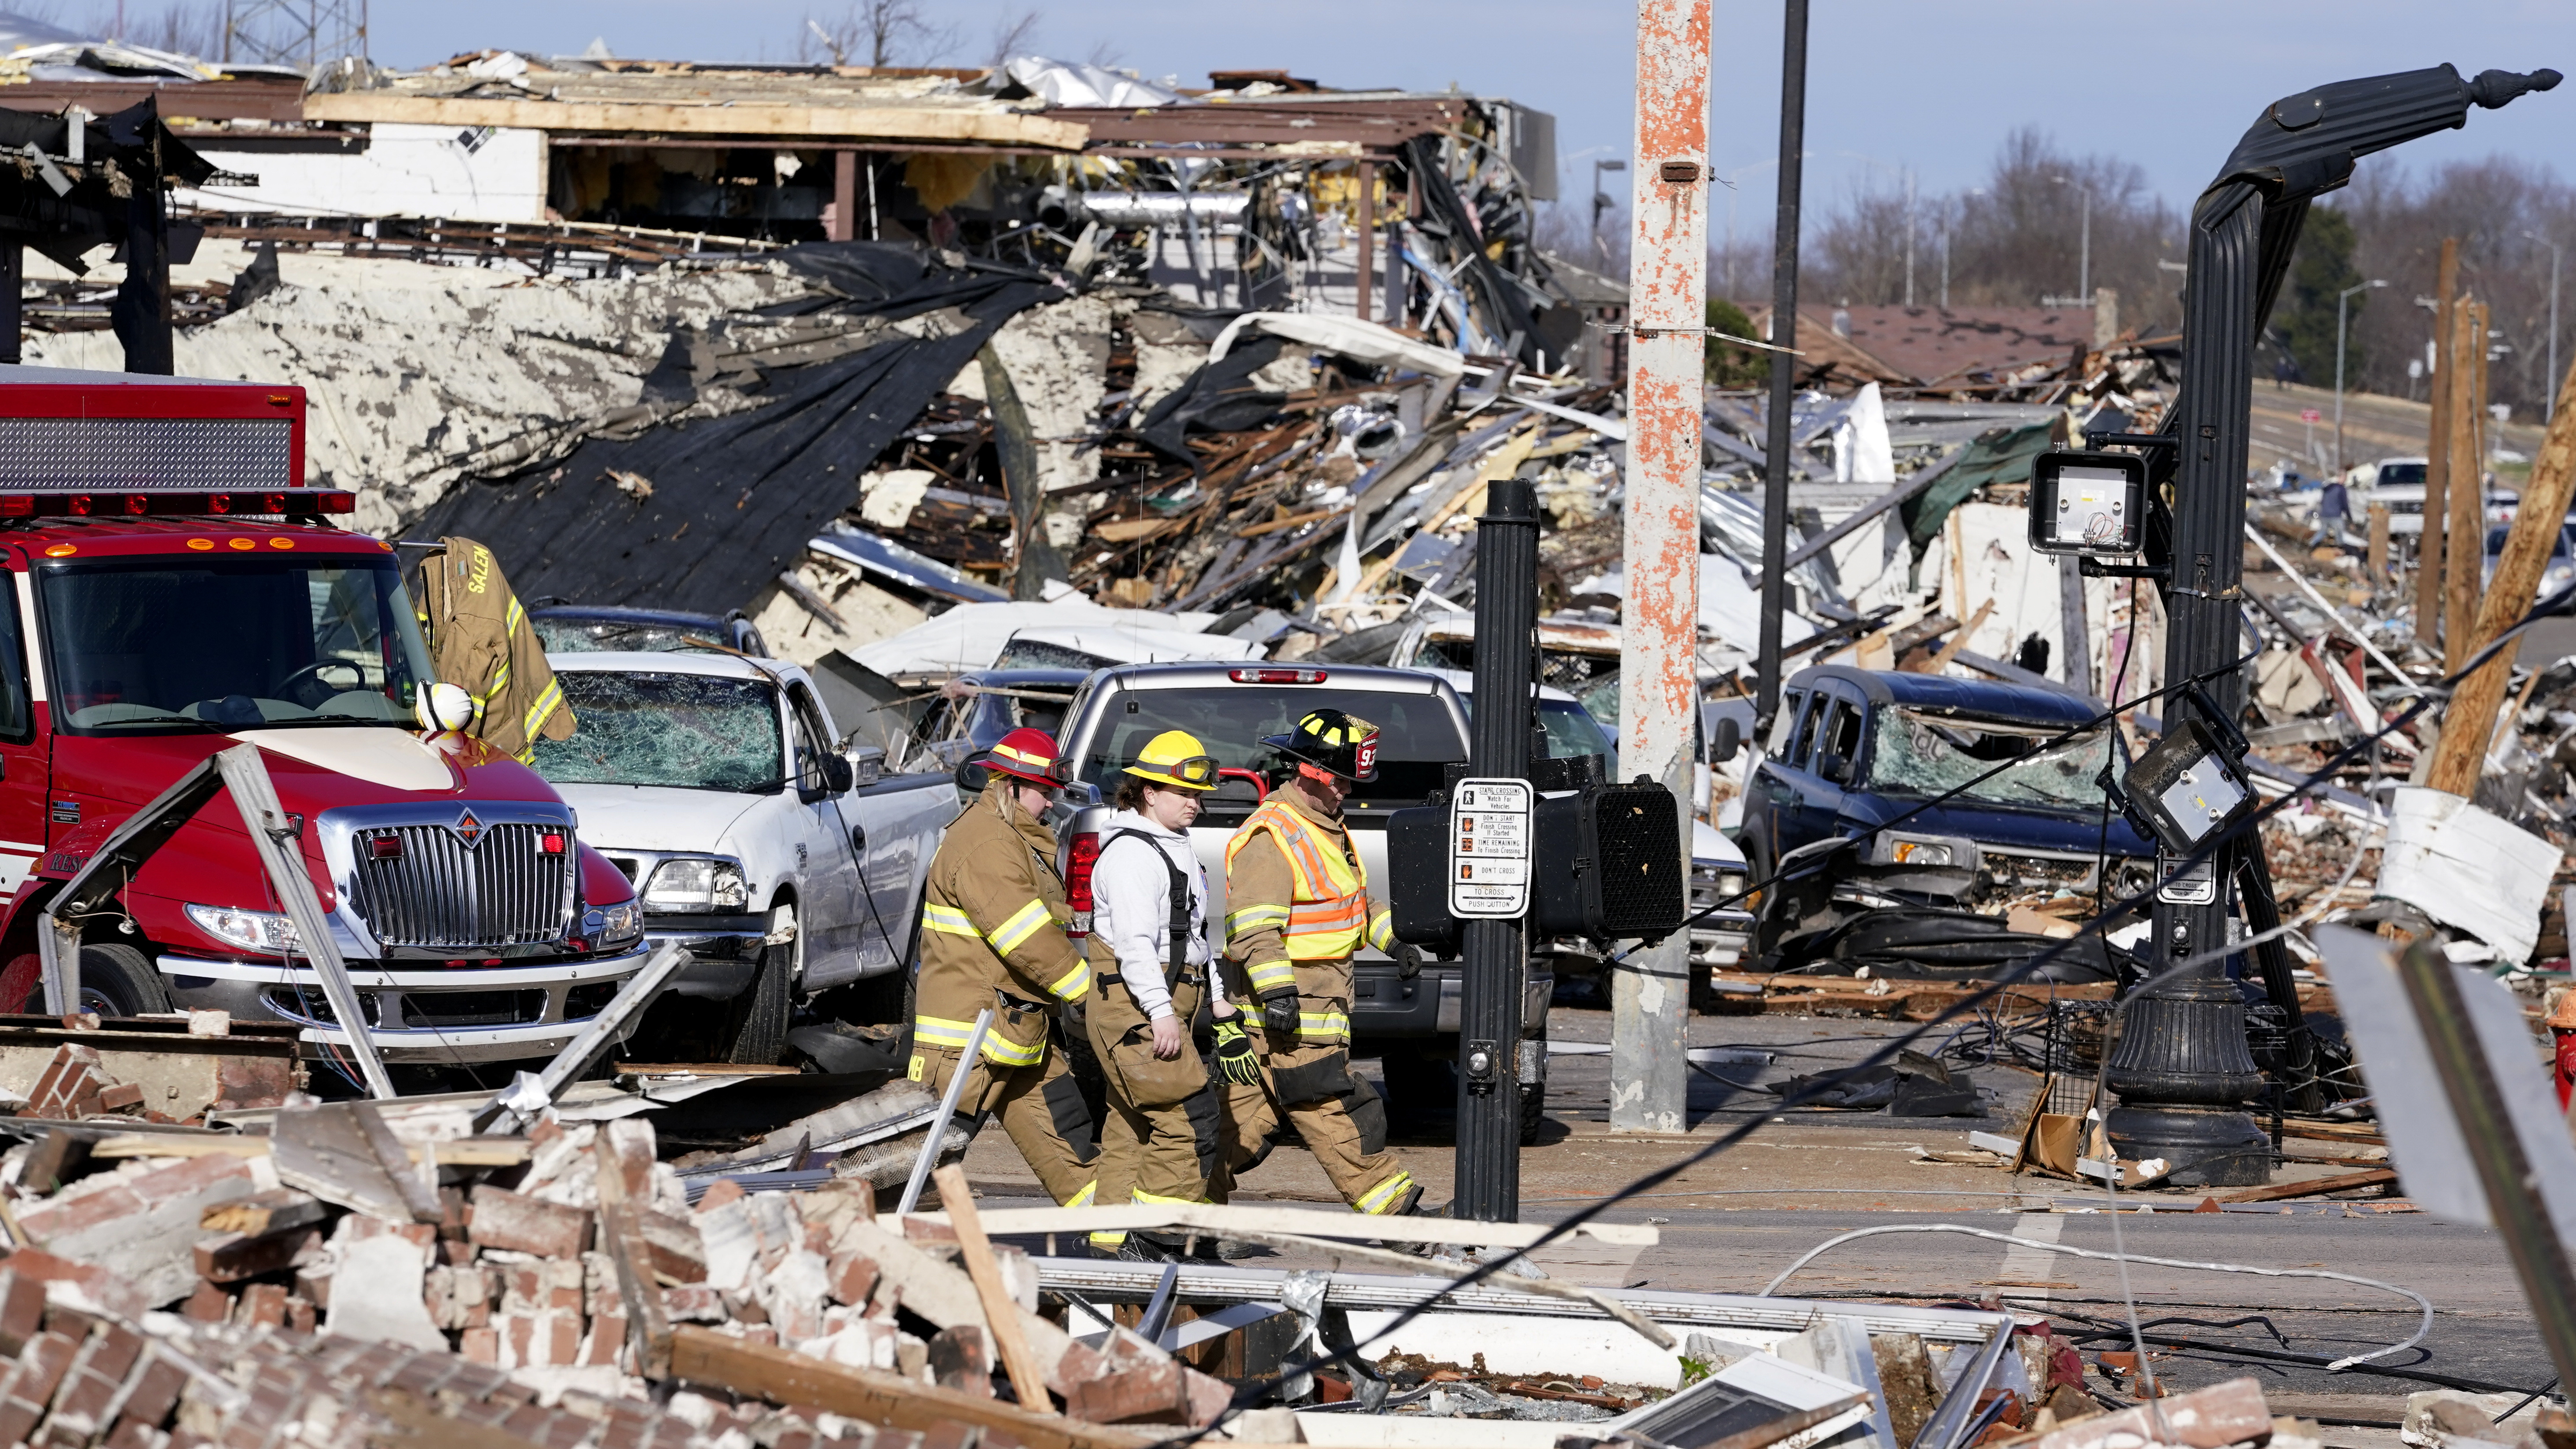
[923,903,979,936]
[1297,1009,1350,1043]
[1047,959,1092,1001]
[988,898,1054,955]
[1244,958,1297,994]
[913,1012,1047,1067]
[1224,799,1370,960]
[1353,1170,1415,1215]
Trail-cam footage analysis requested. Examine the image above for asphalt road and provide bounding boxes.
[962,1004,2548,1409]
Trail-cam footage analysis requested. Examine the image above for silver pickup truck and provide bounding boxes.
[1048,662,1555,1142]
[530,652,953,1062]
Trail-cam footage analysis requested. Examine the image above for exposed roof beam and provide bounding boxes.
[304,94,1088,151]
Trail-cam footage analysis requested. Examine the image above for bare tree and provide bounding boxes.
[985,8,1042,70]
[2340,154,2576,421]
[1795,127,2184,335]
[799,0,955,68]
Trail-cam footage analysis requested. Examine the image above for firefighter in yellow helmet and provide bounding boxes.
[911,728,1099,1208]
[1080,730,1236,1260]
[1220,708,1419,1218]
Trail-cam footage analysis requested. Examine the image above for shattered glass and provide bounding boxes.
[1867,708,2115,811]
[531,671,782,792]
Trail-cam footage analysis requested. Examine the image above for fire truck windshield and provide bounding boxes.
[39,555,436,733]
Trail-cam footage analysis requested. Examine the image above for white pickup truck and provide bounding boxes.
[530,652,953,1062]
[1048,662,1561,1141]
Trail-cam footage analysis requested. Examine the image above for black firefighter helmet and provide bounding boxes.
[1261,708,1381,784]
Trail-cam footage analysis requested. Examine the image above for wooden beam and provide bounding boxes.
[2444,298,2489,671]
[931,1164,1052,1409]
[2212,1167,2398,1204]
[594,1133,675,1379]
[304,94,1088,151]
[2424,353,2576,795]
[666,1327,1149,1449]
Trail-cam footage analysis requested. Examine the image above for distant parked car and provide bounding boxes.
[2482,521,2576,602]
[531,604,768,657]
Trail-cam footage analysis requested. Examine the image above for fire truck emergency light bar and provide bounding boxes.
[0,369,312,503]
[0,489,355,518]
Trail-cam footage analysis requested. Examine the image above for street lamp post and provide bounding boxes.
[2335,278,2389,477]
[2529,231,2564,422]
[1591,159,1627,265]
[2049,175,2092,302]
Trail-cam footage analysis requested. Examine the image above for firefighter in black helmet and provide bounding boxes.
[1217,708,1417,1217]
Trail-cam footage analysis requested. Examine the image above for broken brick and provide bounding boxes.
[26,1044,109,1117]
[0,1268,44,1355]
[824,1249,878,1309]
[238,1284,288,1330]
[467,1186,590,1259]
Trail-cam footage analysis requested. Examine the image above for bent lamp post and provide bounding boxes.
[2110,63,2558,1186]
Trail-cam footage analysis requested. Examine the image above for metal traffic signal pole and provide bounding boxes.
[1608,0,1711,1140]
[1454,477,1539,1222]
[2107,63,2559,1186]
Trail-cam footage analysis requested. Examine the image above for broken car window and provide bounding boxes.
[531,671,782,792]
[1867,707,2115,811]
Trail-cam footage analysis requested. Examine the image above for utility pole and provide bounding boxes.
[2080,187,2091,302]
[2103,63,2560,1188]
[1903,170,1916,307]
[1752,0,1809,733]
[1592,158,1627,267]
[2447,298,2489,671]
[2531,231,2564,422]
[2334,278,2387,477]
[1609,0,1709,1137]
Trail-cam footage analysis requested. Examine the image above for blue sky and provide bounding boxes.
[373,0,2572,212]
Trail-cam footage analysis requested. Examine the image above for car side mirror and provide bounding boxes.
[845,743,886,787]
[1709,716,1741,765]
[1814,750,1852,785]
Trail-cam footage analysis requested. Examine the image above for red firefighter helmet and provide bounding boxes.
[984,727,1064,788]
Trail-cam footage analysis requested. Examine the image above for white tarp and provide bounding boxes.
[843,600,1244,678]
[2375,785,2560,963]
[1207,312,1466,379]
[1833,382,1894,484]
[1002,56,1182,108]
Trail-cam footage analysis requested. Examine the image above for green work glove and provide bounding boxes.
[1211,1017,1262,1086]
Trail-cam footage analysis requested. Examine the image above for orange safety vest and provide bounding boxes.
[1223,799,1371,961]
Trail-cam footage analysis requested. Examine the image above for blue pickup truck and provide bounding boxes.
[1740,666,2155,912]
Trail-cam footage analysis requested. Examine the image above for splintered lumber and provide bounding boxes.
[594,1129,675,1379]
[2213,1167,2399,1204]
[2426,352,2576,794]
[931,1164,1052,1409]
[667,1326,1150,1449]
[202,1189,326,1238]
[91,1134,531,1165]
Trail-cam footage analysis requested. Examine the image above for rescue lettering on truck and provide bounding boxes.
[0,365,651,1068]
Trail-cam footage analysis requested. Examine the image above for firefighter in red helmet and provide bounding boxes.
[911,727,1099,1207]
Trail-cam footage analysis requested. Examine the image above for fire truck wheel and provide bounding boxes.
[76,943,169,1019]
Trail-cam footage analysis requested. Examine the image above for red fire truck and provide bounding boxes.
[0,365,649,1076]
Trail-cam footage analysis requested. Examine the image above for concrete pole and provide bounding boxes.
[1356,161,1375,324]
[1610,0,1709,1137]
[2420,238,2458,649]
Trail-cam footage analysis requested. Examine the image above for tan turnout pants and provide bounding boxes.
[909,1041,1099,1208]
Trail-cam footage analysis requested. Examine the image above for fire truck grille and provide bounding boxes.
[0,417,295,492]
[348,824,574,949]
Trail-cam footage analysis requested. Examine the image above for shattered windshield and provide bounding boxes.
[1868,708,2116,811]
[533,616,734,655]
[40,556,433,733]
[530,671,782,792]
